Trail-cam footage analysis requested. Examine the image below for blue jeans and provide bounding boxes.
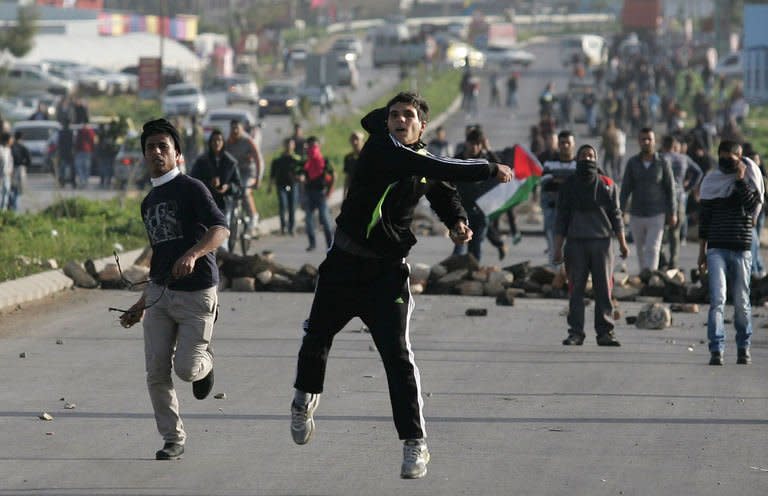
[304,188,333,248]
[542,206,557,263]
[0,176,10,210]
[706,248,753,353]
[277,185,297,234]
[74,152,92,188]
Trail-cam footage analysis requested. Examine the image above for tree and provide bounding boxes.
[1,6,38,58]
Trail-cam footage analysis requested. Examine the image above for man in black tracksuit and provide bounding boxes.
[290,92,513,479]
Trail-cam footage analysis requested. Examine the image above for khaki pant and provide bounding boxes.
[630,213,665,272]
[142,283,217,444]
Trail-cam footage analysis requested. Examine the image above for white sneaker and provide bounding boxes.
[290,392,319,445]
[400,439,430,479]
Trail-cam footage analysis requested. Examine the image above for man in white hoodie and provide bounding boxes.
[0,133,14,211]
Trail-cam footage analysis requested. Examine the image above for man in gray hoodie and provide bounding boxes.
[553,144,629,346]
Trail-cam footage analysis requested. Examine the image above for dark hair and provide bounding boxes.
[0,132,10,145]
[639,126,654,135]
[386,91,429,122]
[306,136,319,147]
[742,142,757,159]
[576,144,597,161]
[230,119,241,127]
[557,130,574,140]
[283,136,295,147]
[13,130,22,140]
[208,129,224,150]
[718,140,741,155]
[661,134,675,149]
[141,118,181,154]
[466,128,485,144]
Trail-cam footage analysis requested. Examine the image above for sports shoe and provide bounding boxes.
[562,334,585,346]
[737,348,752,365]
[192,369,214,400]
[709,351,724,366]
[401,439,430,479]
[596,333,621,347]
[291,392,320,445]
[155,442,184,460]
[497,243,508,260]
[512,233,523,245]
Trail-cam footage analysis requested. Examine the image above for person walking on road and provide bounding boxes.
[553,144,629,346]
[268,137,301,235]
[540,130,577,263]
[0,132,13,211]
[9,130,29,211]
[698,140,764,366]
[74,120,96,189]
[119,118,229,461]
[299,136,334,251]
[659,134,702,270]
[289,92,513,479]
[619,127,676,274]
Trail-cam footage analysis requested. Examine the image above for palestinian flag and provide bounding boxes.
[476,145,542,219]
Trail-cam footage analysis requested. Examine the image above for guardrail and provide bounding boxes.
[327,13,616,34]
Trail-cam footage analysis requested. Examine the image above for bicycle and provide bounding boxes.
[228,196,253,255]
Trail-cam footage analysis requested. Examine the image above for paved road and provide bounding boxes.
[2,39,767,495]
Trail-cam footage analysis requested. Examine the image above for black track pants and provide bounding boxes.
[294,247,426,440]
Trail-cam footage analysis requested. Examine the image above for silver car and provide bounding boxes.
[162,83,207,116]
[11,120,62,172]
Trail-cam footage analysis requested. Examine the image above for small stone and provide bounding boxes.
[213,393,227,400]
[19,352,26,358]
[687,346,694,352]
[39,412,54,421]
[56,338,63,345]
[64,402,76,409]
[45,432,55,436]
[426,392,432,397]
[368,345,376,352]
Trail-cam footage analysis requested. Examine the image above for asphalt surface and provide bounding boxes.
[1,39,767,496]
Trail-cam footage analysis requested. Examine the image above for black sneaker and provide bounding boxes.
[737,348,752,365]
[155,442,184,460]
[709,352,724,366]
[596,333,621,347]
[562,334,585,346]
[193,369,214,400]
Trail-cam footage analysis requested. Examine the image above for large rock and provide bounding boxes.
[98,263,124,290]
[267,273,294,292]
[529,265,557,285]
[430,269,469,293]
[231,277,255,292]
[255,270,273,285]
[488,270,514,286]
[613,286,640,301]
[428,264,448,282]
[504,261,531,281]
[63,261,98,288]
[457,280,484,296]
[410,263,431,285]
[636,303,671,329]
[438,254,480,273]
[483,281,505,297]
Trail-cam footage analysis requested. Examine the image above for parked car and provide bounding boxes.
[201,108,259,140]
[298,84,335,109]
[113,133,148,189]
[0,97,37,123]
[331,36,364,59]
[714,52,743,80]
[445,40,485,69]
[288,44,309,64]
[75,66,137,95]
[258,81,298,118]
[482,45,535,68]
[162,83,207,116]
[11,120,62,172]
[5,65,74,96]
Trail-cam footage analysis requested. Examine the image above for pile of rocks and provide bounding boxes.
[217,251,318,292]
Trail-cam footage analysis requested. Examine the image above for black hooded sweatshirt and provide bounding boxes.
[334,107,499,258]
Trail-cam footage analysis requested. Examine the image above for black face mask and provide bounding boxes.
[576,159,598,177]
[718,157,737,173]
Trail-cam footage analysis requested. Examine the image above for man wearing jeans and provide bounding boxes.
[619,127,676,273]
[698,140,764,366]
[120,119,229,460]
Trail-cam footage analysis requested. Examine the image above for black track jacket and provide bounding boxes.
[334,107,499,258]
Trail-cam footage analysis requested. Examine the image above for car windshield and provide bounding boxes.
[166,87,198,97]
[209,113,247,122]
[17,127,56,140]
[264,85,293,95]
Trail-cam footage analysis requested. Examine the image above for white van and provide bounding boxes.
[560,34,608,67]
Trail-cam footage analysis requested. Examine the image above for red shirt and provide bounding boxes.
[76,127,96,153]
